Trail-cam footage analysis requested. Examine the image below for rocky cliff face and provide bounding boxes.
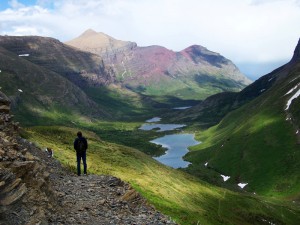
[0,91,177,225]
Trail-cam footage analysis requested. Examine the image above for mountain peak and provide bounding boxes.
[291,38,300,62]
[79,29,111,39]
[82,28,97,35]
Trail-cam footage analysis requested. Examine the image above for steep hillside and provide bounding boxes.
[0,46,113,125]
[167,58,280,128]
[0,35,115,87]
[185,38,300,197]
[66,29,251,99]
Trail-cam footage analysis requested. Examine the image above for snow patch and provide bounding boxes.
[296,130,299,134]
[204,162,208,167]
[285,90,300,110]
[173,106,191,110]
[220,175,230,182]
[285,83,299,96]
[262,219,276,225]
[238,183,248,188]
[260,89,266,93]
[289,76,299,84]
[19,54,29,57]
[18,89,23,92]
[268,77,274,82]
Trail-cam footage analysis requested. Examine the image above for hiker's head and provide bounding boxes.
[77,131,82,137]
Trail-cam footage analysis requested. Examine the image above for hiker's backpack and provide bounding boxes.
[77,139,85,152]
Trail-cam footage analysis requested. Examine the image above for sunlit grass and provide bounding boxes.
[24,126,300,225]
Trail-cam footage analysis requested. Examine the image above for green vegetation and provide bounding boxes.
[137,75,241,100]
[24,126,300,225]
[83,85,164,121]
[185,68,300,199]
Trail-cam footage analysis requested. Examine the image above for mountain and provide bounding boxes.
[167,57,280,127]
[0,35,115,87]
[66,29,252,99]
[65,29,137,56]
[0,36,117,125]
[184,38,300,197]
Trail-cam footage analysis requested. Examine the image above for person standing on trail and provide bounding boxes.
[74,131,88,176]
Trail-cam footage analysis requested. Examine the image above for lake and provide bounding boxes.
[151,133,200,168]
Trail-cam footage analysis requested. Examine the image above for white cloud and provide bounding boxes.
[0,0,299,78]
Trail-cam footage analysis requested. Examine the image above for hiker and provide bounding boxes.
[74,131,88,176]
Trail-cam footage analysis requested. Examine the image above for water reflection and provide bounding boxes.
[151,134,200,168]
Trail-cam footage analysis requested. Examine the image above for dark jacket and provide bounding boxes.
[74,137,88,152]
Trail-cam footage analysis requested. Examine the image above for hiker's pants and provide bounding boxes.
[76,151,87,175]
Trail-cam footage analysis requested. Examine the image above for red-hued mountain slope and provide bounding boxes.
[66,29,251,99]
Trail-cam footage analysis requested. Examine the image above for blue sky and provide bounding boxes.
[0,0,36,10]
[0,0,299,80]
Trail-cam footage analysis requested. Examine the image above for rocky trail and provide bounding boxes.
[0,91,177,225]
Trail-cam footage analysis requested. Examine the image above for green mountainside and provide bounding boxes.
[166,58,283,128]
[184,39,300,198]
[0,45,111,125]
[0,36,167,124]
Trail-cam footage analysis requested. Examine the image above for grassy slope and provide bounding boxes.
[185,63,300,198]
[24,126,300,225]
[133,74,244,101]
[0,47,111,125]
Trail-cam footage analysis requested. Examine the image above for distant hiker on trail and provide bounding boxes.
[74,131,88,176]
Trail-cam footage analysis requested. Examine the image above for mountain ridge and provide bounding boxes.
[168,38,300,126]
[0,35,116,124]
[184,38,300,196]
[66,29,251,99]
